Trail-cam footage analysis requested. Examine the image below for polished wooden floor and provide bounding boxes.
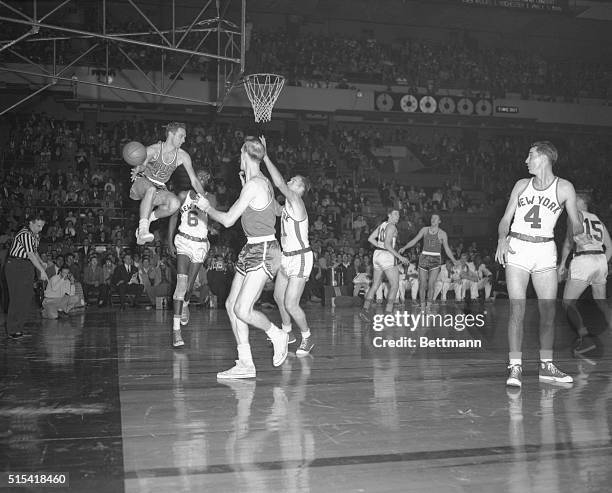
[1,300,612,493]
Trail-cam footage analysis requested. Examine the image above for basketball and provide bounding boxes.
[122,141,146,167]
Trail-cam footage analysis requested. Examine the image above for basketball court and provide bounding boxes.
[1,2,612,492]
[1,301,611,492]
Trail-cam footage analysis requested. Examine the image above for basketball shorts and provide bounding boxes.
[506,237,557,274]
[373,249,397,272]
[569,254,608,285]
[129,176,168,201]
[418,254,441,271]
[281,250,314,279]
[235,240,281,280]
[174,233,209,264]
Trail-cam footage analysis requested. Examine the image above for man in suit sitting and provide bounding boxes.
[111,253,143,308]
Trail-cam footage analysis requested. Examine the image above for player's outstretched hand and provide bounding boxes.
[495,236,515,266]
[260,135,267,155]
[130,165,143,182]
[398,246,406,255]
[557,264,567,283]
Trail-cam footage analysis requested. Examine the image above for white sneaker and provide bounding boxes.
[136,228,154,245]
[217,360,256,379]
[268,328,289,367]
[172,329,184,348]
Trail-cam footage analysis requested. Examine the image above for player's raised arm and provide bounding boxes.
[399,227,426,254]
[260,136,291,197]
[180,151,205,195]
[201,180,259,228]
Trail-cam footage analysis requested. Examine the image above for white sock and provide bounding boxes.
[173,316,181,330]
[138,218,149,233]
[238,343,253,365]
[302,330,311,339]
[149,210,158,223]
[265,323,281,337]
[281,323,292,333]
[509,358,522,367]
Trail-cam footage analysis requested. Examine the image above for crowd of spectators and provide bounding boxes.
[3,16,611,101]
[249,31,612,101]
[2,112,612,312]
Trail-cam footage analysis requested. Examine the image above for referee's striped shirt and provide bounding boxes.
[9,227,40,259]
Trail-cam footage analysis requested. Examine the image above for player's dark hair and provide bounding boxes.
[531,141,558,165]
[242,136,265,162]
[166,122,186,137]
[27,212,46,224]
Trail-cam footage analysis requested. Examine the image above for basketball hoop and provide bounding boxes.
[243,73,285,123]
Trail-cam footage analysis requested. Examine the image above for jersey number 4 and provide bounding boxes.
[187,211,199,227]
[524,205,541,229]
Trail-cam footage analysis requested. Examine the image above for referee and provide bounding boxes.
[5,214,48,338]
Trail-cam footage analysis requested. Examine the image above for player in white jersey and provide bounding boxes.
[360,209,409,320]
[558,192,612,357]
[260,136,315,356]
[496,141,592,389]
[167,170,214,347]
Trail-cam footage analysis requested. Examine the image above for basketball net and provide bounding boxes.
[243,73,285,123]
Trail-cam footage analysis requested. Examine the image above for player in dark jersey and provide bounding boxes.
[399,214,457,310]
[129,122,204,245]
[199,137,287,379]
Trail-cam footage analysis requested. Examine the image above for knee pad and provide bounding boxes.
[173,274,189,301]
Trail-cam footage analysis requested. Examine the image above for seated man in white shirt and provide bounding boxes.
[42,266,83,319]
[434,259,462,302]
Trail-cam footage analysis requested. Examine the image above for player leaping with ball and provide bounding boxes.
[128,122,204,245]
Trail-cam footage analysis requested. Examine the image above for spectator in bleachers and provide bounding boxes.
[83,256,104,306]
[111,253,142,309]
